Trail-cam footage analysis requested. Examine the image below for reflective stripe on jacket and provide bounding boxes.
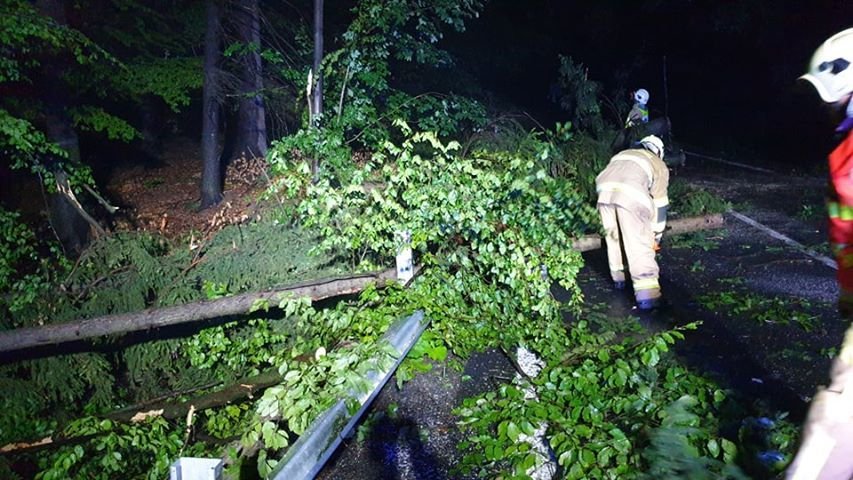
[596,148,670,234]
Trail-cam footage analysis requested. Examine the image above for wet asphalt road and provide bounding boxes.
[318,153,840,479]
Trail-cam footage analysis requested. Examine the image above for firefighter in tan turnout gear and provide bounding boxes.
[596,135,669,311]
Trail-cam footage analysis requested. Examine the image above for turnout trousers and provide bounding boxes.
[597,202,661,302]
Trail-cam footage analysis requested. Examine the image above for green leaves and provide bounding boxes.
[69,106,140,142]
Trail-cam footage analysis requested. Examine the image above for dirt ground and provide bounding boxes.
[104,137,270,239]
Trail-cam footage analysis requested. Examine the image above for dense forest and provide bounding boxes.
[0,1,850,479]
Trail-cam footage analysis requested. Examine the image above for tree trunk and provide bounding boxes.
[0,267,408,355]
[1,369,283,455]
[35,0,98,255]
[200,0,223,209]
[139,95,164,161]
[105,368,283,424]
[571,213,725,252]
[42,111,93,256]
[310,0,324,125]
[310,0,324,180]
[233,0,267,161]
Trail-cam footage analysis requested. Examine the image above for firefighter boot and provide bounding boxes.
[637,297,661,311]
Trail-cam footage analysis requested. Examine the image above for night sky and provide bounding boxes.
[443,0,853,167]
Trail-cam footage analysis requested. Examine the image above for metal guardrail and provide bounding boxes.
[270,310,428,480]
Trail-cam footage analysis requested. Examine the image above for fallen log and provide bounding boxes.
[104,368,283,424]
[0,214,722,356]
[0,268,404,355]
[0,317,409,456]
[571,213,724,252]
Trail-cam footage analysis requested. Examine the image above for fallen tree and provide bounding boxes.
[571,213,724,252]
[0,369,285,456]
[0,214,723,356]
[0,268,404,354]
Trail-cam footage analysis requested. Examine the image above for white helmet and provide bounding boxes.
[640,135,664,159]
[800,28,853,103]
[634,88,650,105]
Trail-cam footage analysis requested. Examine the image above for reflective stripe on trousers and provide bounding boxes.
[597,202,661,302]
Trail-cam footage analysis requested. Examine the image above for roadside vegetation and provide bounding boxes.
[0,1,798,479]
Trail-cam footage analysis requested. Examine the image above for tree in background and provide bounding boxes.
[268,0,488,182]
[309,0,324,180]
[554,55,605,137]
[200,0,223,209]
[1,0,489,246]
[1,0,208,250]
[232,0,268,161]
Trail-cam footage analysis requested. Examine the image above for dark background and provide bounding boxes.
[441,0,853,168]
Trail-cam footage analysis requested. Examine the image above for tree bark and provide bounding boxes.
[42,113,92,256]
[200,0,223,209]
[35,0,98,255]
[105,368,282,424]
[310,0,324,126]
[310,0,324,181]
[1,369,283,455]
[0,268,405,355]
[233,0,267,160]
[571,213,725,252]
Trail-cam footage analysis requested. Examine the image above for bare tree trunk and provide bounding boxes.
[233,0,267,160]
[200,0,223,209]
[310,0,324,125]
[139,94,164,161]
[571,213,725,251]
[310,0,324,181]
[0,267,408,355]
[35,0,99,255]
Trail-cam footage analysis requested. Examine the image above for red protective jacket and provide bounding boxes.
[828,129,853,302]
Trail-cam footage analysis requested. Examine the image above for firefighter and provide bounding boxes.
[596,134,669,311]
[614,88,672,155]
[625,88,650,128]
[786,27,853,480]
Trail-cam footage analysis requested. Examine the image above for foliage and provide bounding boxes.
[395,330,449,389]
[0,0,105,83]
[667,230,725,252]
[299,124,595,299]
[317,0,486,146]
[257,126,787,478]
[0,1,114,187]
[386,92,487,139]
[464,119,611,207]
[641,396,747,479]
[554,55,606,136]
[267,126,354,184]
[698,284,818,332]
[0,218,350,454]
[32,416,206,480]
[0,108,82,186]
[454,322,745,479]
[109,57,204,112]
[0,208,62,318]
[70,106,140,141]
[0,0,205,209]
[668,179,732,217]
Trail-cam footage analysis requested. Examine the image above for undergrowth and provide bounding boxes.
[0,123,784,479]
